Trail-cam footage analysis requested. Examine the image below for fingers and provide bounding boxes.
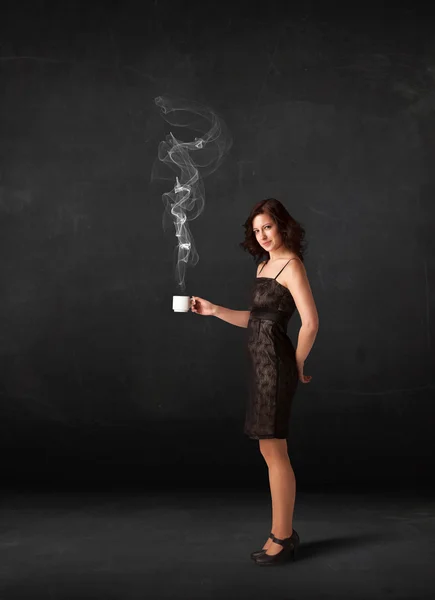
[298,374,312,383]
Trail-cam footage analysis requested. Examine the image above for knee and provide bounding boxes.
[259,438,288,462]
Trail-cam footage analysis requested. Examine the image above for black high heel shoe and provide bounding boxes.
[254,530,300,566]
[250,531,274,560]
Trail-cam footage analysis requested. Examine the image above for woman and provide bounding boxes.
[190,198,319,566]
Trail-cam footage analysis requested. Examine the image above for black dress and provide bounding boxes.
[244,259,299,440]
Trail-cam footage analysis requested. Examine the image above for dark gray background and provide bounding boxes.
[1,0,434,490]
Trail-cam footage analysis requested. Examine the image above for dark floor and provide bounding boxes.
[1,489,435,600]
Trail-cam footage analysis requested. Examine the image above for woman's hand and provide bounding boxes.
[297,361,312,384]
[190,296,216,316]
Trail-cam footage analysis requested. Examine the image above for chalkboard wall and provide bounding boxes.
[1,1,434,489]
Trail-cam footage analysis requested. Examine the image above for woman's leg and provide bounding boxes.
[259,438,296,555]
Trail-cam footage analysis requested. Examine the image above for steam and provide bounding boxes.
[151,96,232,291]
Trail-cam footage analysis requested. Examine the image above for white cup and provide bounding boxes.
[172,295,191,312]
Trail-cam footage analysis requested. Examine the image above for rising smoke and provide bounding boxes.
[151,96,232,291]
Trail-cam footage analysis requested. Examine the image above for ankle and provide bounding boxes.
[273,529,293,539]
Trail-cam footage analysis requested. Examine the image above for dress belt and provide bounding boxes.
[250,308,289,328]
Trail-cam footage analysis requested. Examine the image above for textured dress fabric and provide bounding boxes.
[244,259,299,440]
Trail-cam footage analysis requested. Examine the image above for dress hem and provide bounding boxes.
[244,432,288,440]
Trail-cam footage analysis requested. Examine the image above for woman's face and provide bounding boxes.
[252,213,283,252]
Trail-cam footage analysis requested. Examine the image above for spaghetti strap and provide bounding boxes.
[274,258,297,280]
[258,261,268,275]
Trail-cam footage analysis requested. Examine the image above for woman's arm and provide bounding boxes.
[192,261,267,328]
[282,259,319,364]
[213,306,251,328]
[295,324,318,365]
[191,296,250,328]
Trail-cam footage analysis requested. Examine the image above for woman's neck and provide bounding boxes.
[268,251,292,262]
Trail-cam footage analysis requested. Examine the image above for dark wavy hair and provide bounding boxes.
[239,198,307,264]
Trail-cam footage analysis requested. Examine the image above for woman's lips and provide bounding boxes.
[263,241,271,246]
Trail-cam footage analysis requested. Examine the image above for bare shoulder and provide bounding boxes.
[283,255,309,285]
[287,255,306,274]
